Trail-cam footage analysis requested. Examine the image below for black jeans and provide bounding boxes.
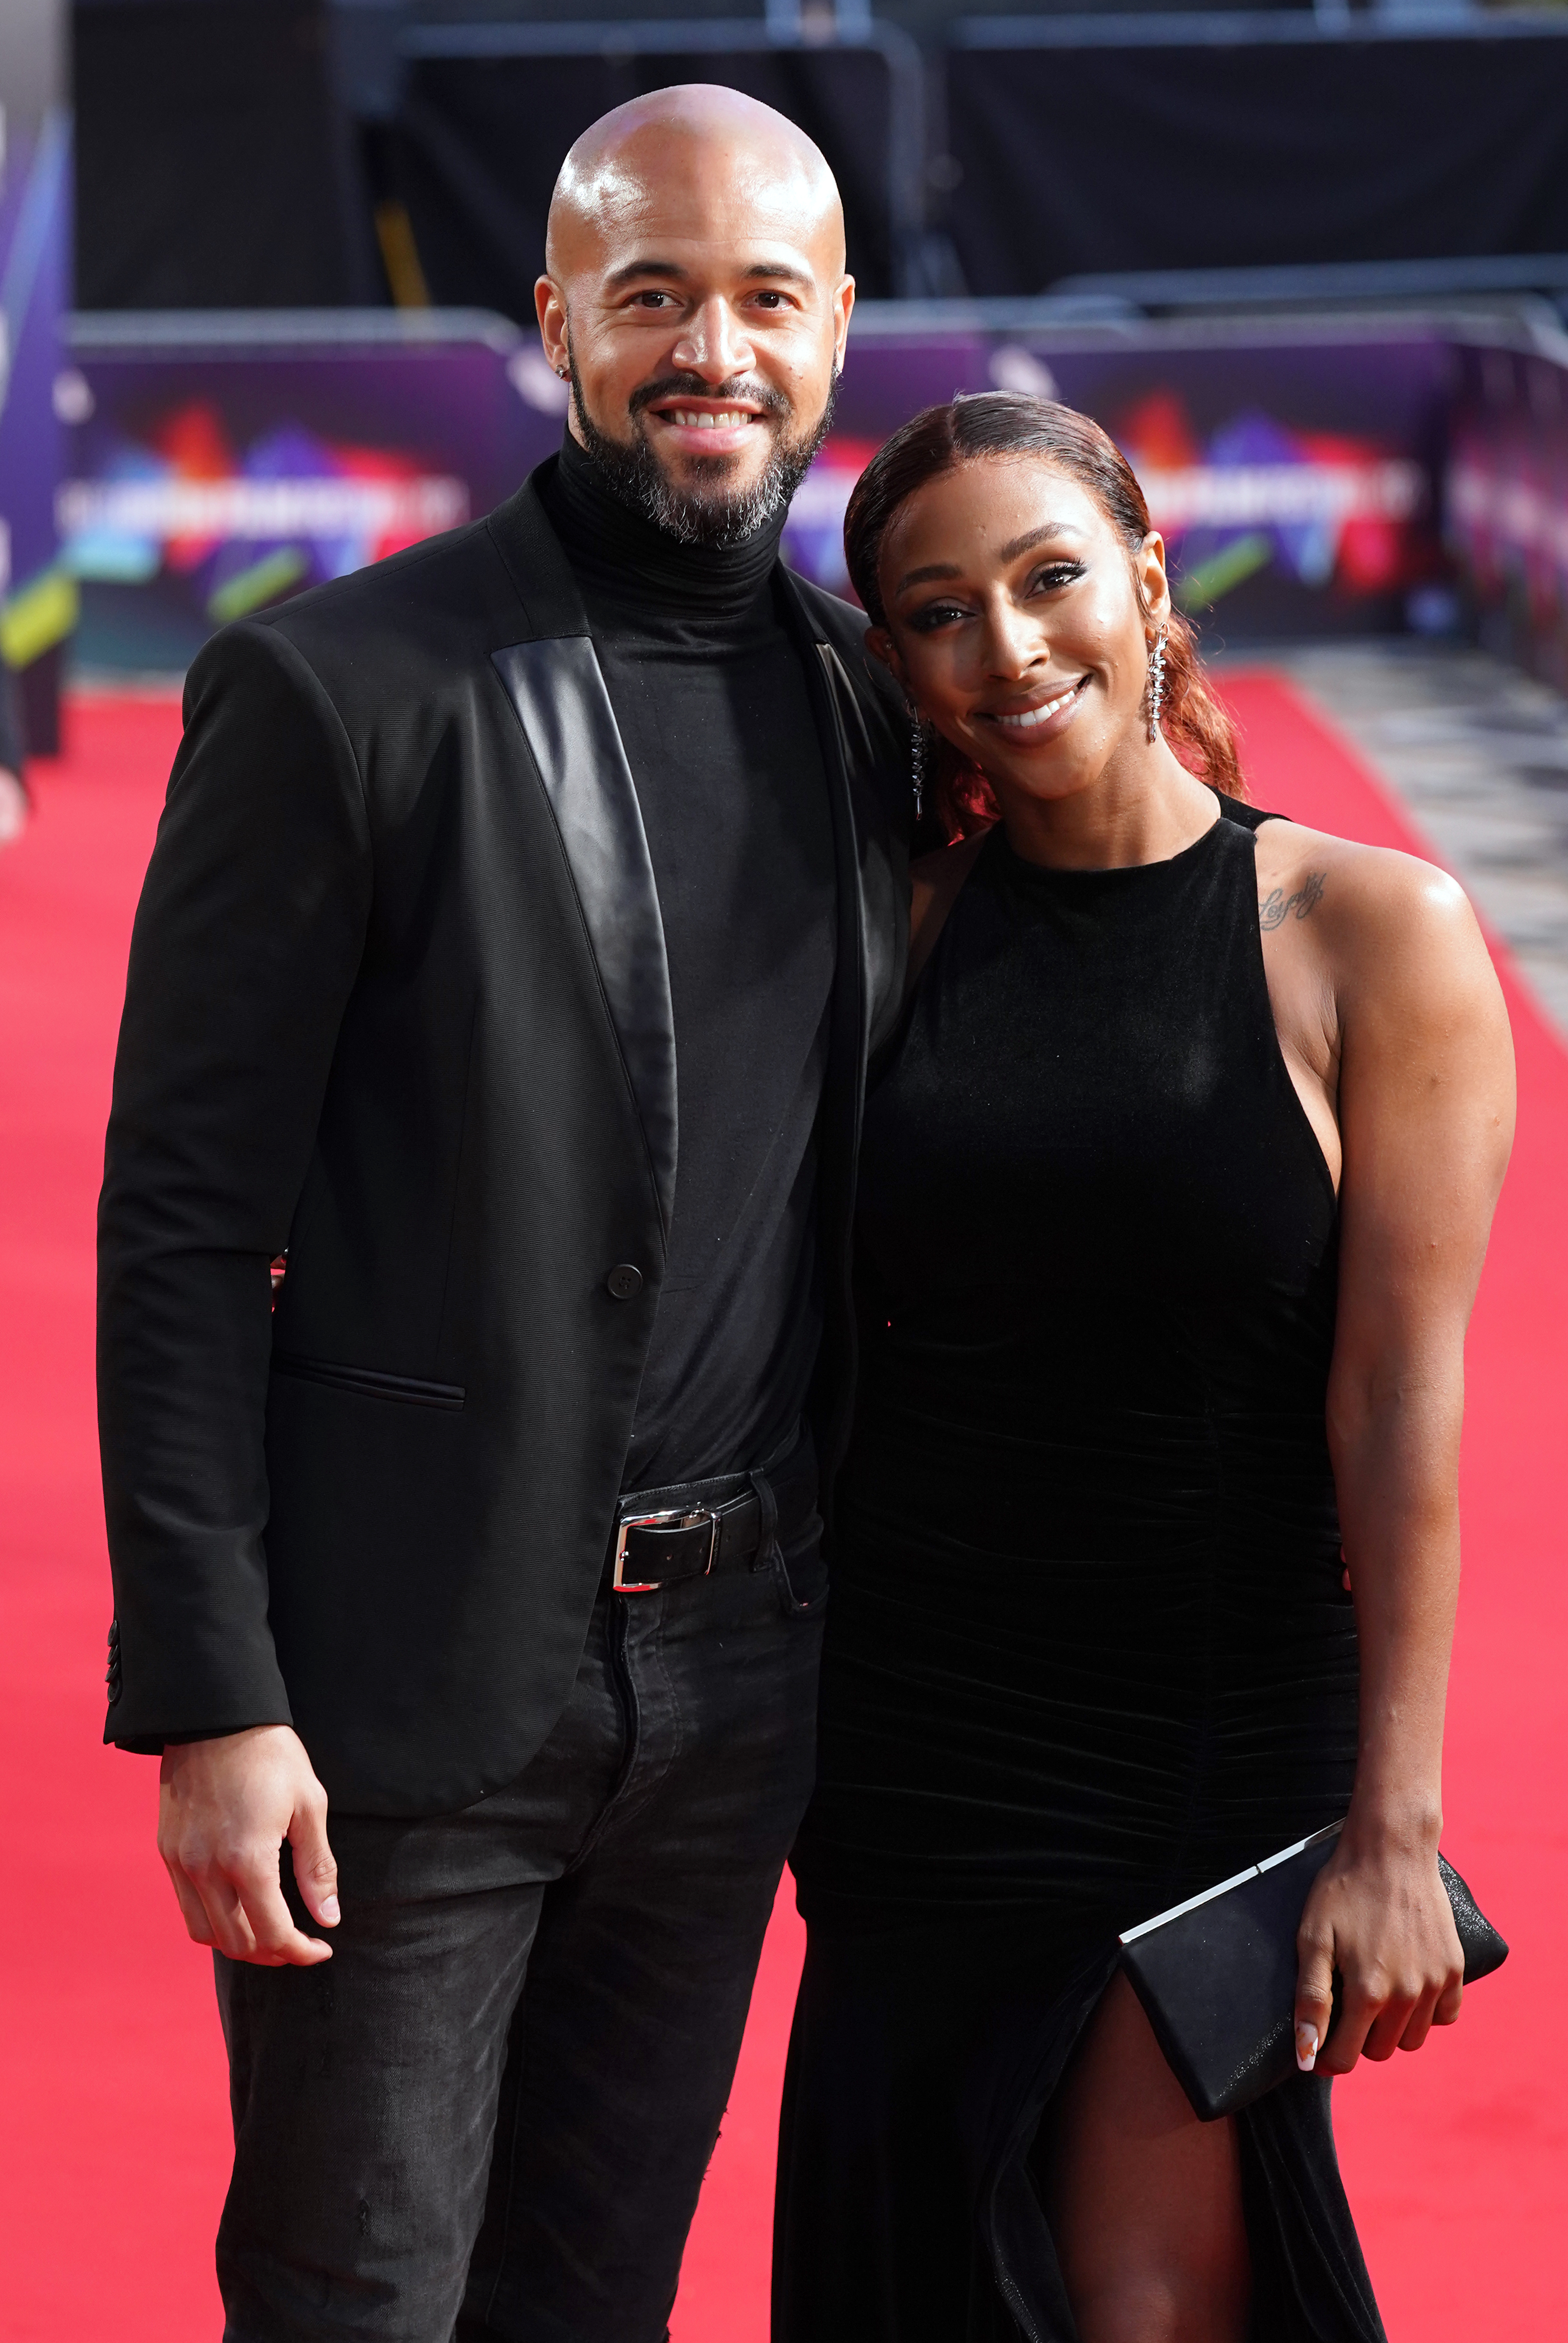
[213,1499,825,2341]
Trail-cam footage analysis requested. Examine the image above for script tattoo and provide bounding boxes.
[1259,870,1326,932]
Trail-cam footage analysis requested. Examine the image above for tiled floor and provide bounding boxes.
[1264,641,1568,1043]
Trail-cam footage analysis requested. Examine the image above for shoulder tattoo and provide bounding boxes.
[1259,869,1326,931]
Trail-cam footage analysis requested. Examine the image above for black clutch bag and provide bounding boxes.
[1117,1822,1508,2121]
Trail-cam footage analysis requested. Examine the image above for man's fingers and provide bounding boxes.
[182,1852,331,1967]
[183,1865,263,1962]
[233,1862,334,1967]
[287,1788,341,1930]
[157,1729,336,1966]
[164,1860,218,1949]
[1293,1921,1336,2074]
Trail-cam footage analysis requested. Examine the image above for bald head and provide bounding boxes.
[546,84,844,280]
[534,83,854,546]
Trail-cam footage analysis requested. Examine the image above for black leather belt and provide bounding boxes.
[608,1431,810,1595]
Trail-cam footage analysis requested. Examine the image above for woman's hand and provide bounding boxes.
[1294,1828,1464,2075]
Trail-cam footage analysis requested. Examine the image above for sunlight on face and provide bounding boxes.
[873,456,1170,811]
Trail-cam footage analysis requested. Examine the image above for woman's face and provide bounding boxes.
[870,455,1171,809]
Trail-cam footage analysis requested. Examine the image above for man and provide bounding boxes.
[99,86,909,2339]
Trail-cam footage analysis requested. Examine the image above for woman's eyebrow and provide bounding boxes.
[996,522,1083,563]
[894,562,963,593]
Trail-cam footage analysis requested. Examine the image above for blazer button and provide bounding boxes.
[605,1263,643,1302]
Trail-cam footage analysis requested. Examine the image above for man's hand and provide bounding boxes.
[158,1725,340,1966]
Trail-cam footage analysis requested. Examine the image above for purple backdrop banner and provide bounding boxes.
[791,320,1456,643]
[64,312,561,673]
[61,308,1465,672]
[0,111,72,737]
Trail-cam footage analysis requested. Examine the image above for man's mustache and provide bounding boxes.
[627,373,792,423]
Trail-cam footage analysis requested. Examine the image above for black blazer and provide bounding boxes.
[98,469,910,1814]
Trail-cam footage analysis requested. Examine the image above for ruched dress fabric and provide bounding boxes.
[776,802,1385,2343]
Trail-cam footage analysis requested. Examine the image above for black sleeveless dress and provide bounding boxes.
[775,803,1384,2343]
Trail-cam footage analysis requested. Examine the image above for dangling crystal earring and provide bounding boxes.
[906,700,926,822]
[1146,622,1168,743]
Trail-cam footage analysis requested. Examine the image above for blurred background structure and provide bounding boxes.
[2,4,1568,2338]
[0,0,69,753]
[0,0,1556,706]
[4,0,1559,707]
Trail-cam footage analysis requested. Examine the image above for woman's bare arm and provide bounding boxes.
[1290,846,1514,2074]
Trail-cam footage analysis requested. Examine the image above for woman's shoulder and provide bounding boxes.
[1252,818,1498,1040]
[1252,817,1470,943]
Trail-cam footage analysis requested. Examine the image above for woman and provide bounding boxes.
[774,395,1514,2343]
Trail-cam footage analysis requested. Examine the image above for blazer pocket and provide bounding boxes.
[271,1353,466,1411]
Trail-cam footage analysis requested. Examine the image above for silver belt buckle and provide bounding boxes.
[611,1504,719,1594]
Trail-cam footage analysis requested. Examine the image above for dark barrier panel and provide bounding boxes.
[382,20,923,313]
[1448,337,1568,694]
[74,0,378,308]
[945,16,1568,297]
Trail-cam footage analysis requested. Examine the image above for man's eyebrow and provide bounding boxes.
[603,258,691,292]
[997,522,1084,562]
[602,257,815,294]
[741,259,814,288]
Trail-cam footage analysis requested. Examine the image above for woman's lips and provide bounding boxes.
[983,676,1090,735]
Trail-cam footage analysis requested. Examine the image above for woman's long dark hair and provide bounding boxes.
[843,393,1246,837]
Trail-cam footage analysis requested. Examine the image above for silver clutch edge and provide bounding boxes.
[1118,1821,1345,1947]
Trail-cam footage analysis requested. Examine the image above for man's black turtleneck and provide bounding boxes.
[539,433,837,1491]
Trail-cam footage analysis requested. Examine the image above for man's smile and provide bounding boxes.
[644,394,771,456]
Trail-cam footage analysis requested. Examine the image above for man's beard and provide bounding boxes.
[567,355,838,548]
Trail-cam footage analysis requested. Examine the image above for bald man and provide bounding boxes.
[98,85,909,2339]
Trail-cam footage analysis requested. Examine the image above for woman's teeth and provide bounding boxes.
[666,410,751,429]
[993,681,1083,732]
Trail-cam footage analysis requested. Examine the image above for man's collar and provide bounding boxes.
[484,460,595,642]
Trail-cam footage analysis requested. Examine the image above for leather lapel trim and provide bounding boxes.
[491,637,678,1242]
[804,635,873,1091]
[773,573,871,1060]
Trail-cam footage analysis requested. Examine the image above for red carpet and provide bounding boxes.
[0,676,1561,2336]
